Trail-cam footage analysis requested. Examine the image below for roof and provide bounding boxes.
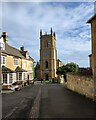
[57,59,64,63]
[2,43,34,61]
[15,66,27,72]
[2,66,14,73]
[87,14,96,23]
[2,43,24,58]
[2,66,28,73]
[57,59,62,62]
[89,54,92,57]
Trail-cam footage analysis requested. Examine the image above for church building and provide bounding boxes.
[39,28,64,80]
[40,28,57,80]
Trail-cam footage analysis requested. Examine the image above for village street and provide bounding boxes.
[2,84,39,118]
[2,83,96,119]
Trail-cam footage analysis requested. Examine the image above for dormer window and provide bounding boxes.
[0,43,5,50]
[26,52,29,59]
[0,37,5,50]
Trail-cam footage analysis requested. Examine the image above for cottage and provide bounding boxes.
[0,32,34,85]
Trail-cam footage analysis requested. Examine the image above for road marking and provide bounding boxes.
[4,107,18,118]
[4,98,25,118]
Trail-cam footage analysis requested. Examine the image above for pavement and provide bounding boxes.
[2,83,96,119]
[1,90,14,94]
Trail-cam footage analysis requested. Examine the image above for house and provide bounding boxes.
[0,32,34,85]
[87,15,96,76]
[56,59,64,68]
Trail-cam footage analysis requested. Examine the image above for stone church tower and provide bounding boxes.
[40,28,57,80]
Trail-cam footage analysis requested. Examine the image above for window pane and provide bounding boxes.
[19,73,22,80]
[16,73,18,80]
[14,58,18,65]
[23,62,27,68]
[3,74,7,83]
[1,56,6,65]
[9,74,13,83]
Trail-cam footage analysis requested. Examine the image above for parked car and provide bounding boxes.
[2,83,20,91]
[9,84,20,91]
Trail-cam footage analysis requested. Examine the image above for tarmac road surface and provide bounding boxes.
[2,83,96,119]
[39,84,96,118]
[2,85,39,118]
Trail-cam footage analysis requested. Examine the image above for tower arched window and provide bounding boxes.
[45,61,48,68]
[46,42,48,47]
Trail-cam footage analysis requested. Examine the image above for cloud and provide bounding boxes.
[2,2,94,67]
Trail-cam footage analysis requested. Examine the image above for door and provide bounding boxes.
[45,74,49,80]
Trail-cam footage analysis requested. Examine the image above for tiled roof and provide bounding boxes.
[15,66,27,72]
[89,54,92,57]
[87,14,96,23]
[2,43,24,58]
[2,66,27,73]
[2,66,14,73]
[2,43,34,61]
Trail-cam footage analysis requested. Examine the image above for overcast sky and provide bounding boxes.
[1,2,94,67]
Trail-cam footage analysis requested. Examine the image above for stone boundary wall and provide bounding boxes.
[67,73,94,99]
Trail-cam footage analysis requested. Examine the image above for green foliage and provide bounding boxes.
[34,61,40,78]
[56,65,66,75]
[30,62,35,79]
[66,62,79,73]
[56,62,79,75]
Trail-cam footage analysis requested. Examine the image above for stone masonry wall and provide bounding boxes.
[67,73,94,99]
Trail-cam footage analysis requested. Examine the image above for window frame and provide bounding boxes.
[14,57,18,66]
[9,73,13,83]
[3,74,7,84]
[1,55,6,65]
[23,61,27,68]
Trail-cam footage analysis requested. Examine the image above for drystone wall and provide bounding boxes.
[67,73,94,99]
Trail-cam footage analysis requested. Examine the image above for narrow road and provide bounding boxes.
[2,85,39,118]
[39,84,96,118]
[2,83,96,118]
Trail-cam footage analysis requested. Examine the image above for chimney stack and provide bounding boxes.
[2,32,8,43]
[51,27,53,35]
[20,46,24,51]
[40,29,42,38]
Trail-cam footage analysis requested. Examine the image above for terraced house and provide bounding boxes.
[0,32,34,85]
[87,15,96,76]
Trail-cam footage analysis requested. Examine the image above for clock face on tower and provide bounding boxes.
[44,51,49,57]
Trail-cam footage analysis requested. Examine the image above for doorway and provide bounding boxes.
[45,74,49,80]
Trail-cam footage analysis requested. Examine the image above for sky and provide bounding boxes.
[1,2,95,67]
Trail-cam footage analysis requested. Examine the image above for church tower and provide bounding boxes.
[40,28,57,80]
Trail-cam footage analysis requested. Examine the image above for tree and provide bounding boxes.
[56,62,79,75]
[66,62,79,73]
[34,61,40,78]
[56,65,66,75]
